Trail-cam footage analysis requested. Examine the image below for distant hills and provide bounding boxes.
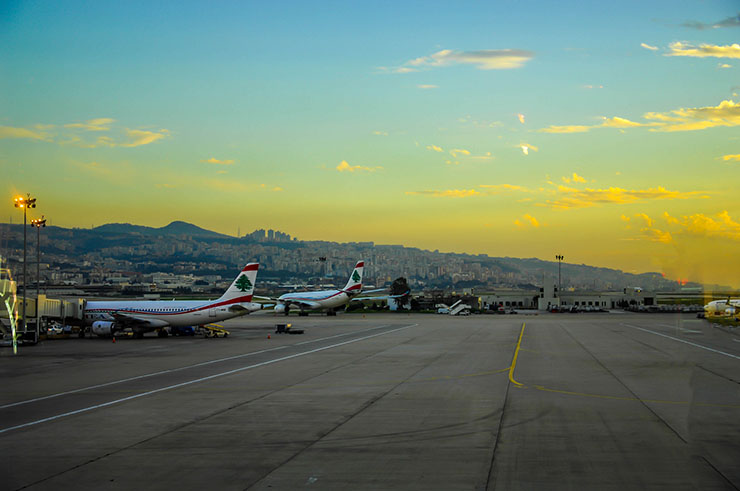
[92,221,230,239]
[0,220,723,291]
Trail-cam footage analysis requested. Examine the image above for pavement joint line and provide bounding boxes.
[508,322,525,387]
[293,324,390,346]
[0,323,419,435]
[531,384,740,408]
[486,322,526,487]
[280,366,512,391]
[248,325,441,489]
[492,321,739,407]
[0,323,394,411]
[622,323,740,360]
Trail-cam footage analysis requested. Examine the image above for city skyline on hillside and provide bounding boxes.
[0,220,724,291]
[3,2,739,287]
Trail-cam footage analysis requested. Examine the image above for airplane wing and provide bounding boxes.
[353,290,411,302]
[110,312,169,328]
[283,299,323,310]
[227,304,250,313]
[253,295,277,301]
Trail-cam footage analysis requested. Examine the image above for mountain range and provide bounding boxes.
[0,221,721,291]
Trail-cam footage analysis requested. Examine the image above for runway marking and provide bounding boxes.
[0,324,393,410]
[622,323,740,360]
[508,323,525,387]
[0,323,418,434]
[284,366,512,391]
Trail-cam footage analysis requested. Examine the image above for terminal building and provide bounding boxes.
[478,275,656,312]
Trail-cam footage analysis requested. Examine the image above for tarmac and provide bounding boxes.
[1,312,739,490]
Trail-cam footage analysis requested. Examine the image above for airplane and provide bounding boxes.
[703,297,740,317]
[270,260,367,316]
[83,263,263,337]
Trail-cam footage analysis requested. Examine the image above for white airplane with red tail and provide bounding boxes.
[271,260,366,316]
[84,263,262,337]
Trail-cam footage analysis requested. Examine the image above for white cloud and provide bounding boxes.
[201,157,235,165]
[520,143,538,155]
[666,42,740,59]
[397,48,534,73]
[0,125,53,141]
[64,118,115,132]
[406,189,480,198]
[645,99,740,132]
[514,214,541,228]
[336,160,382,173]
[449,148,470,158]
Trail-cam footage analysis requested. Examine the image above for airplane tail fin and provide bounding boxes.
[343,261,364,293]
[218,263,259,303]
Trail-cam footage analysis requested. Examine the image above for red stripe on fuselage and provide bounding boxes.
[86,295,253,316]
[282,291,345,302]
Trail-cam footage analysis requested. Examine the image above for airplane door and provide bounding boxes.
[208,308,216,317]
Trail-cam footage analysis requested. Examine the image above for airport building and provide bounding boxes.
[478,276,656,312]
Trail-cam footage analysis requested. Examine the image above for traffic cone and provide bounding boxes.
[267,334,271,339]
[112,336,116,343]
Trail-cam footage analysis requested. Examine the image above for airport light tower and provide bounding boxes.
[555,254,564,306]
[14,194,36,334]
[31,215,46,337]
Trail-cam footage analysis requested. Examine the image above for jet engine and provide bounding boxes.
[92,321,116,336]
[274,304,287,314]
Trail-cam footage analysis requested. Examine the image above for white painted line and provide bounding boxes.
[0,324,418,434]
[0,345,287,410]
[0,324,390,410]
[294,325,389,346]
[622,324,740,360]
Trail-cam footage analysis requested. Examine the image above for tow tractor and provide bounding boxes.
[198,324,230,338]
[275,323,304,335]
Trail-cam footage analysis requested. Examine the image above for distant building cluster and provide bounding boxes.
[244,229,293,242]
[0,223,716,299]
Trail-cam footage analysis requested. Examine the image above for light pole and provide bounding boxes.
[31,215,46,338]
[555,254,564,306]
[14,194,36,336]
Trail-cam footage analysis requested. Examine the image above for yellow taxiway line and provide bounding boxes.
[508,322,526,387]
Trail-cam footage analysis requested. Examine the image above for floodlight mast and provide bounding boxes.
[31,215,46,338]
[555,254,564,306]
[14,194,36,338]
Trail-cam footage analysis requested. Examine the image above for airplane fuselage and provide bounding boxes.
[278,289,354,311]
[84,299,262,328]
[704,299,740,316]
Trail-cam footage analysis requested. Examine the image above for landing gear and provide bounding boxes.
[157,329,168,338]
[327,310,337,316]
[298,311,309,317]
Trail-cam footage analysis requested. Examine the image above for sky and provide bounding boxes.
[2,1,740,287]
